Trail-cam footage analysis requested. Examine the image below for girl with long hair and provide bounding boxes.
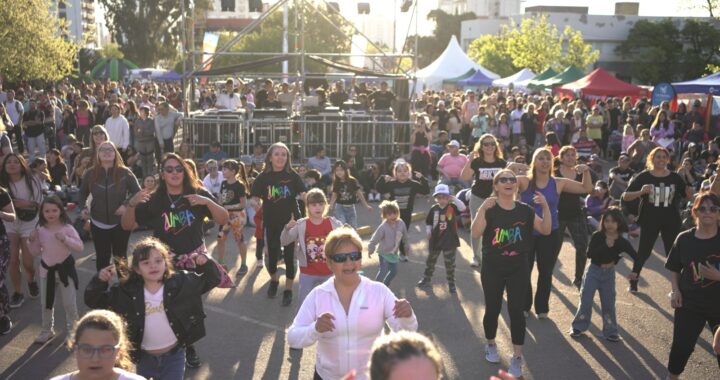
[74,100,95,146]
[215,160,249,275]
[410,117,433,178]
[0,183,16,335]
[250,142,306,306]
[329,160,372,229]
[79,141,140,273]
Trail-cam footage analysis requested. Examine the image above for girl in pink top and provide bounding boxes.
[29,196,84,344]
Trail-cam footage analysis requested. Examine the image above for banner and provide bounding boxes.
[200,32,220,85]
[652,82,675,106]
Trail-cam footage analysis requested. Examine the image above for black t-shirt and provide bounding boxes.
[23,109,45,137]
[134,188,214,255]
[554,168,584,220]
[434,109,450,131]
[587,231,637,266]
[626,170,686,224]
[251,170,306,226]
[665,228,720,314]
[48,161,67,188]
[470,158,507,198]
[0,188,10,235]
[368,90,395,110]
[426,203,461,251]
[608,108,621,131]
[482,202,536,272]
[609,166,635,198]
[333,179,359,205]
[219,180,246,210]
[376,177,430,214]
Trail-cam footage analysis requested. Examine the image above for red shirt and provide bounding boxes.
[302,218,333,276]
[254,208,263,240]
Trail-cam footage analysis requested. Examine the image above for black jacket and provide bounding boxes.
[84,260,221,362]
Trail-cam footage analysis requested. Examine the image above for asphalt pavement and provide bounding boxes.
[0,197,718,379]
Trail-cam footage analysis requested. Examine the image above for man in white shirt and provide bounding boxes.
[104,103,130,151]
[4,90,24,153]
[510,100,524,146]
[461,90,479,145]
[154,102,183,153]
[216,79,241,110]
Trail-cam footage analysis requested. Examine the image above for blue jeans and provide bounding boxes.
[333,204,357,228]
[571,264,618,338]
[376,255,398,286]
[136,346,186,380]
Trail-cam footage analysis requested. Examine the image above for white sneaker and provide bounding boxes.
[537,313,549,319]
[508,355,523,378]
[470,257,480,268]
[34,330,55,344]
[485,344,500,363]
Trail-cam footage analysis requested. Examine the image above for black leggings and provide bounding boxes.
[668,306,720,375]
[633,217,680,275]
[255,238,265,261]
[481,264,529,345]
[525,229,562,314]
[399,209,412,256]
[264,224,296,280]
[91,223,131,272]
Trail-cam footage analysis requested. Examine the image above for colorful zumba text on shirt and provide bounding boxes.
[689,254,720,288]
[162,209,197,234]
[492,221,526,257]
[266,180,294,202]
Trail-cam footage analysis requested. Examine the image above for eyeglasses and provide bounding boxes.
[697,206,720,214]
[330,251,362,263]
[482,142,496,147]
[495,177,517,184]
[163,165,185,174]
[98,146,115,153]
[75,343,120,359]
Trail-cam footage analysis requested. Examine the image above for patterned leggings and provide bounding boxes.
[0,235,10,318]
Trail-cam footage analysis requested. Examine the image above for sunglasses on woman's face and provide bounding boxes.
[92,132,106,136]
[697,206,720,214]
[482,142,495,147]
[330,251,362,263]
[163,165,185,174]
[98,146,115,153]
[495,177,517,184]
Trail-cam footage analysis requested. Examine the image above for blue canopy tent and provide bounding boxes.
[672,72,720,94]
[456,70,494,87]
[154,71,183,81]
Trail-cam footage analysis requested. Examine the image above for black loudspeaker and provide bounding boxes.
[249,0,262,12]
[394,79,410,121]
[358,3,370,14]
[253,109,290,119]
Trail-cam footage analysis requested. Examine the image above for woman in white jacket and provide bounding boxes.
[287,226,418,380]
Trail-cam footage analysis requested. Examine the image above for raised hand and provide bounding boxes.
[315,312,336,333]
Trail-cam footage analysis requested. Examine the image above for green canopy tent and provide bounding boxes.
[533,66,585,90]
[526,68,559,89]
[91,58,139,81]
[441,68,477,85]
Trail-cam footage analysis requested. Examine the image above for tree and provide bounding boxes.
[99,43,125,59]
[0,0,78,81]
[467,15,598,77]
[405,10,477,68]
[616,19,720,83]
[100,0,212,67]
[211,3,352,74]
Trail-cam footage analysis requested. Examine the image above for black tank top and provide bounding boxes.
[414,131,428,147]
[555,167,583,220]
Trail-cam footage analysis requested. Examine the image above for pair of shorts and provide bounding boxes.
[3,218,38,237]
[217,210,246,243]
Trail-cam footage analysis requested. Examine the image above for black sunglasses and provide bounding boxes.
[163,165,185,174]
[482,142,496,147]
[330,251,362,263]
[697,206,720,214]
[495,177,517,184]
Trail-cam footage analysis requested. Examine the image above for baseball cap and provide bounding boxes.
[433,184,451,197]
[448,140,460,148]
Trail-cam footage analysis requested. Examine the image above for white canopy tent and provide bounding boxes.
[414,36,498,90]
[492,68,536,90]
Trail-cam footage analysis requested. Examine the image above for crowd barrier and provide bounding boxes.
[176,114,415,163]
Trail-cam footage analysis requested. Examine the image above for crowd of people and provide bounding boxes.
[1,78,720,379]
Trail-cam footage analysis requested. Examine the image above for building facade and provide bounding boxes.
[52,0,99,49]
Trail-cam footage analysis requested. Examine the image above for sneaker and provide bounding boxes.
[416,278,431,288]
[606,335,621,342]
[236,264,248,277]
[256,260,264,269]
[282,290,293,306]
[628,280,638,293]
[399,254,409,262]
[0,316,12,335]
[34,330,55,344]
[267,281,279,298]
[185,345,202,368]
[508,355,524,378]
[470,257,480,268]
[569,329,583,338]
[448,283,457,294]
[484,344,500,363]
[537,313,549,319]
[28,282,39,299]
[9,293,24,309]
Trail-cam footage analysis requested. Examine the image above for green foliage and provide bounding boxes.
[616,19,720,83]
[212,3,352,73]
[100,0,212,67]
[99,43,124,59]
[405,9,478,68]
[467,15,598,77]
[0,0,78,81]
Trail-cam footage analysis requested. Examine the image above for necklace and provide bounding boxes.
[167,192,183,209]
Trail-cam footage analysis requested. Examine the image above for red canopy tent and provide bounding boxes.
[556,68,649,99]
